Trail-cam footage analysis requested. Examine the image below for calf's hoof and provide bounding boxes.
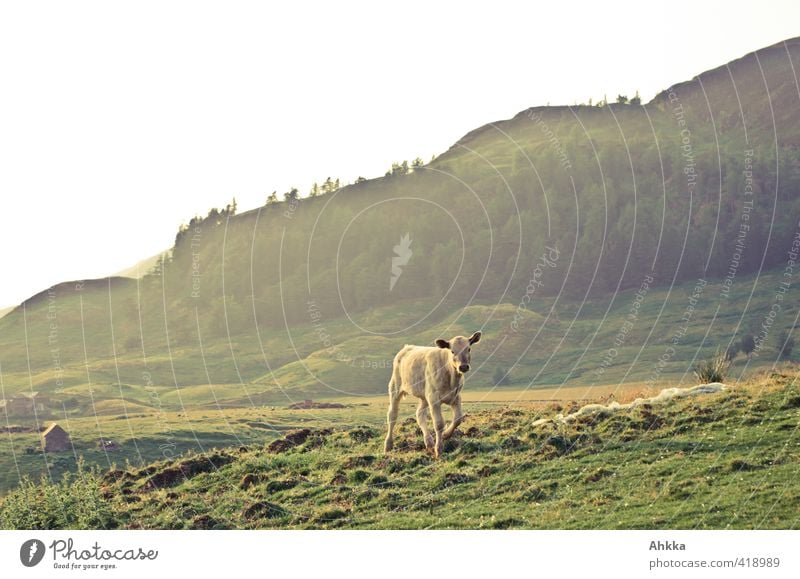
[384,438,393,453]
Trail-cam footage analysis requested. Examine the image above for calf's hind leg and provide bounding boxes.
[384,390,402,453]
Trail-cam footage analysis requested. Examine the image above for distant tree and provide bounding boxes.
[739,334,756,357]
[777,329,795,359]
[309,182,320,197]
[493,367,511,386]
[321,177,337,195]
[151,254,165,276]
[224,197,237,215]
[284,187,299,202]
[355,176,367,184]
[412,157,424,170]
[630,90,641,105]
[390,161,409,176]
[616,94,629,105]
[266,191,278,205]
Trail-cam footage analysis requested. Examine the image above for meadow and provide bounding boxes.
[1,367,798,529]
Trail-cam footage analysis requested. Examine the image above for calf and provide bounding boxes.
[384,331,482,458]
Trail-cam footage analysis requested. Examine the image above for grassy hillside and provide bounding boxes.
[0,267,793,407]
[1,37,799,399]
[2,367,798,529]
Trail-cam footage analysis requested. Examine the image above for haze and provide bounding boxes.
[1,0,798,308]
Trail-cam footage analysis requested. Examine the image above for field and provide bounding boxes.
[0,384,653,496]
[1,367,799,529]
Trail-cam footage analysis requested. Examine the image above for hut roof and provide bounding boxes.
[42,423,67,437]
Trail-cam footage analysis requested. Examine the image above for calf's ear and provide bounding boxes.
[435,339,450,349]
[468,331,482,345]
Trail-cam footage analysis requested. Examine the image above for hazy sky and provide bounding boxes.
[1,1,798,307]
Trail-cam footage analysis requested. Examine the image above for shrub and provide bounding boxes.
[0,460,114,530]
[693,349,730,383]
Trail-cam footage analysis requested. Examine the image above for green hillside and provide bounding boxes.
[2,38,799,401]
[2,368,798,529]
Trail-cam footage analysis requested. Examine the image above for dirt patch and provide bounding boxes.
[242,501,288,520]
[349,426,379,443]
[477,465,497,478]
[142,452,234,491]
[268,429,312,453]
[266,478,303,493]
[464,426,480,437]
[240,473,259,490]
[190,514,221,529]
[585,467,614,483]
[501,436,523,450]
[102,469,134,484]
[729,459,759,472]
[781,395,800,409]
[268,428,333,453]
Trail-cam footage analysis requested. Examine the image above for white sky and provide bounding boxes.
[1,0,798,307]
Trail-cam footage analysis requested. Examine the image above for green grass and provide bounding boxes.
[3,367,799,529]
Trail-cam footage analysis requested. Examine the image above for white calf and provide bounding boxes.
[383,331,482,458]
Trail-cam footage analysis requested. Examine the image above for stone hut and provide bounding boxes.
[41,423,70,452]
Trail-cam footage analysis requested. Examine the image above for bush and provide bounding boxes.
[693,349,731,383]
[0,460,114,530]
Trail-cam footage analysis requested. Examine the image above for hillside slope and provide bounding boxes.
[2,368,798,529]
[1,37,799,404]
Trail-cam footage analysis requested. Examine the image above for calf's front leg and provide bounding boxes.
[429,400,445,458]
[442,395,465,440]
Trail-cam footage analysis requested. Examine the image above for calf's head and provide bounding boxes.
[436,331,482,374]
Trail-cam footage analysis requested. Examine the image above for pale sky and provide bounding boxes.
[1,0,798,307]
